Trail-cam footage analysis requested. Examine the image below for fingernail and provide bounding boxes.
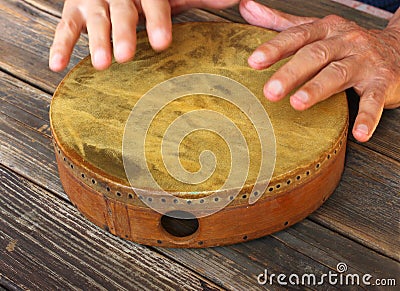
[49,53,65,71]
[249,51,267,64]
[150,28,170,50]
[264,80,283,99]
[115,42,134,62]
[115,42,129,56]
[92,49,110,69]
[51,53,63,65]
[292,91,309,103]
[355,124,369,136]
[94,49,106,64]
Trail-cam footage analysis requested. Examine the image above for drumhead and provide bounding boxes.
[50,22,348,197]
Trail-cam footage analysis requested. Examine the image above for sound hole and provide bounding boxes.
[160,211,199,238]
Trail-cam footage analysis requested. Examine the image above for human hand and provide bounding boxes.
[240,0,400,142]
[49,0,238,72]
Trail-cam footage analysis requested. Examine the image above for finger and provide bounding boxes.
[263,36,352,101]
[49,3,84,72]
[352,88,385,142]
[248,18,330,70]
[141,0,172,51]
[86,1,112,70]
[109,0,139,63]
[289,57,359,110]
[239,0,316,31]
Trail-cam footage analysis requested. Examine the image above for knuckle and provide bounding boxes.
[346,29,370,45]
[89,10,109,22]
[280,64,298,81]
[307,80,325,97]
[289,25,312,42]
[329,61,350,83]
[112,0,136,12]
[269,10,279,28]
[110,2,125,12]
[322,14,345,24]
[363,90,385,107]
[262,40,282,57]
[56,18,81,35]
[304,42,330,64]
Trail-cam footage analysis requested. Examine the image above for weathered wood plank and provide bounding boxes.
[0,0,88,92]
[1,100,51,138]
[281,220,399,278]
[363,107,400,161]
[0,71,51,123]
[157,218,399,290]
[23,0,64,17]
[0,112,64,198]
[310,142,400,259]
[0,165,220,291]
[0,275,22,291]
[205,0,389,29]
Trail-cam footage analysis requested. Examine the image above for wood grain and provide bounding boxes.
[310,142,400,259]
[1,70,398,256]
[205,0,389,29]
[1,0,399,289]
[0,165,220,291]
[0,0,88,93]
[157,218,399,290]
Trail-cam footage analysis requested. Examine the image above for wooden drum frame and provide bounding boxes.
[50,22,348,248]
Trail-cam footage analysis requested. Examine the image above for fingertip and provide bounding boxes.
[264,80,284,101]
[49,52,68,72]
[354,89,384,143]
[92,48,112,70]
[248,51,269,69]
[114,41,136,63]
[353,124,371,142]
[148,28,172,51]
[290,91,309,110]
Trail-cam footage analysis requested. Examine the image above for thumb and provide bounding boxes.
[352,86,385,142]
[239,0,317,31]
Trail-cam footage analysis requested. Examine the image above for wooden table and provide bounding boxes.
[1,0,399,289]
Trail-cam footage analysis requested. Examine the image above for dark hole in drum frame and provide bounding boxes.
[160,210,199,238]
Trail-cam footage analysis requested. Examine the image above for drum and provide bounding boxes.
[50,22,348,248]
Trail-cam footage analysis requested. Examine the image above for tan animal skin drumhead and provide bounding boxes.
[50,22,348,248]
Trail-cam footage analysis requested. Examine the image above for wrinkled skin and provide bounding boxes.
[240,0,400,142]
[49,0,400,142]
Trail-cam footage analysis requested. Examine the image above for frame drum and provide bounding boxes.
[50,22,348,248]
